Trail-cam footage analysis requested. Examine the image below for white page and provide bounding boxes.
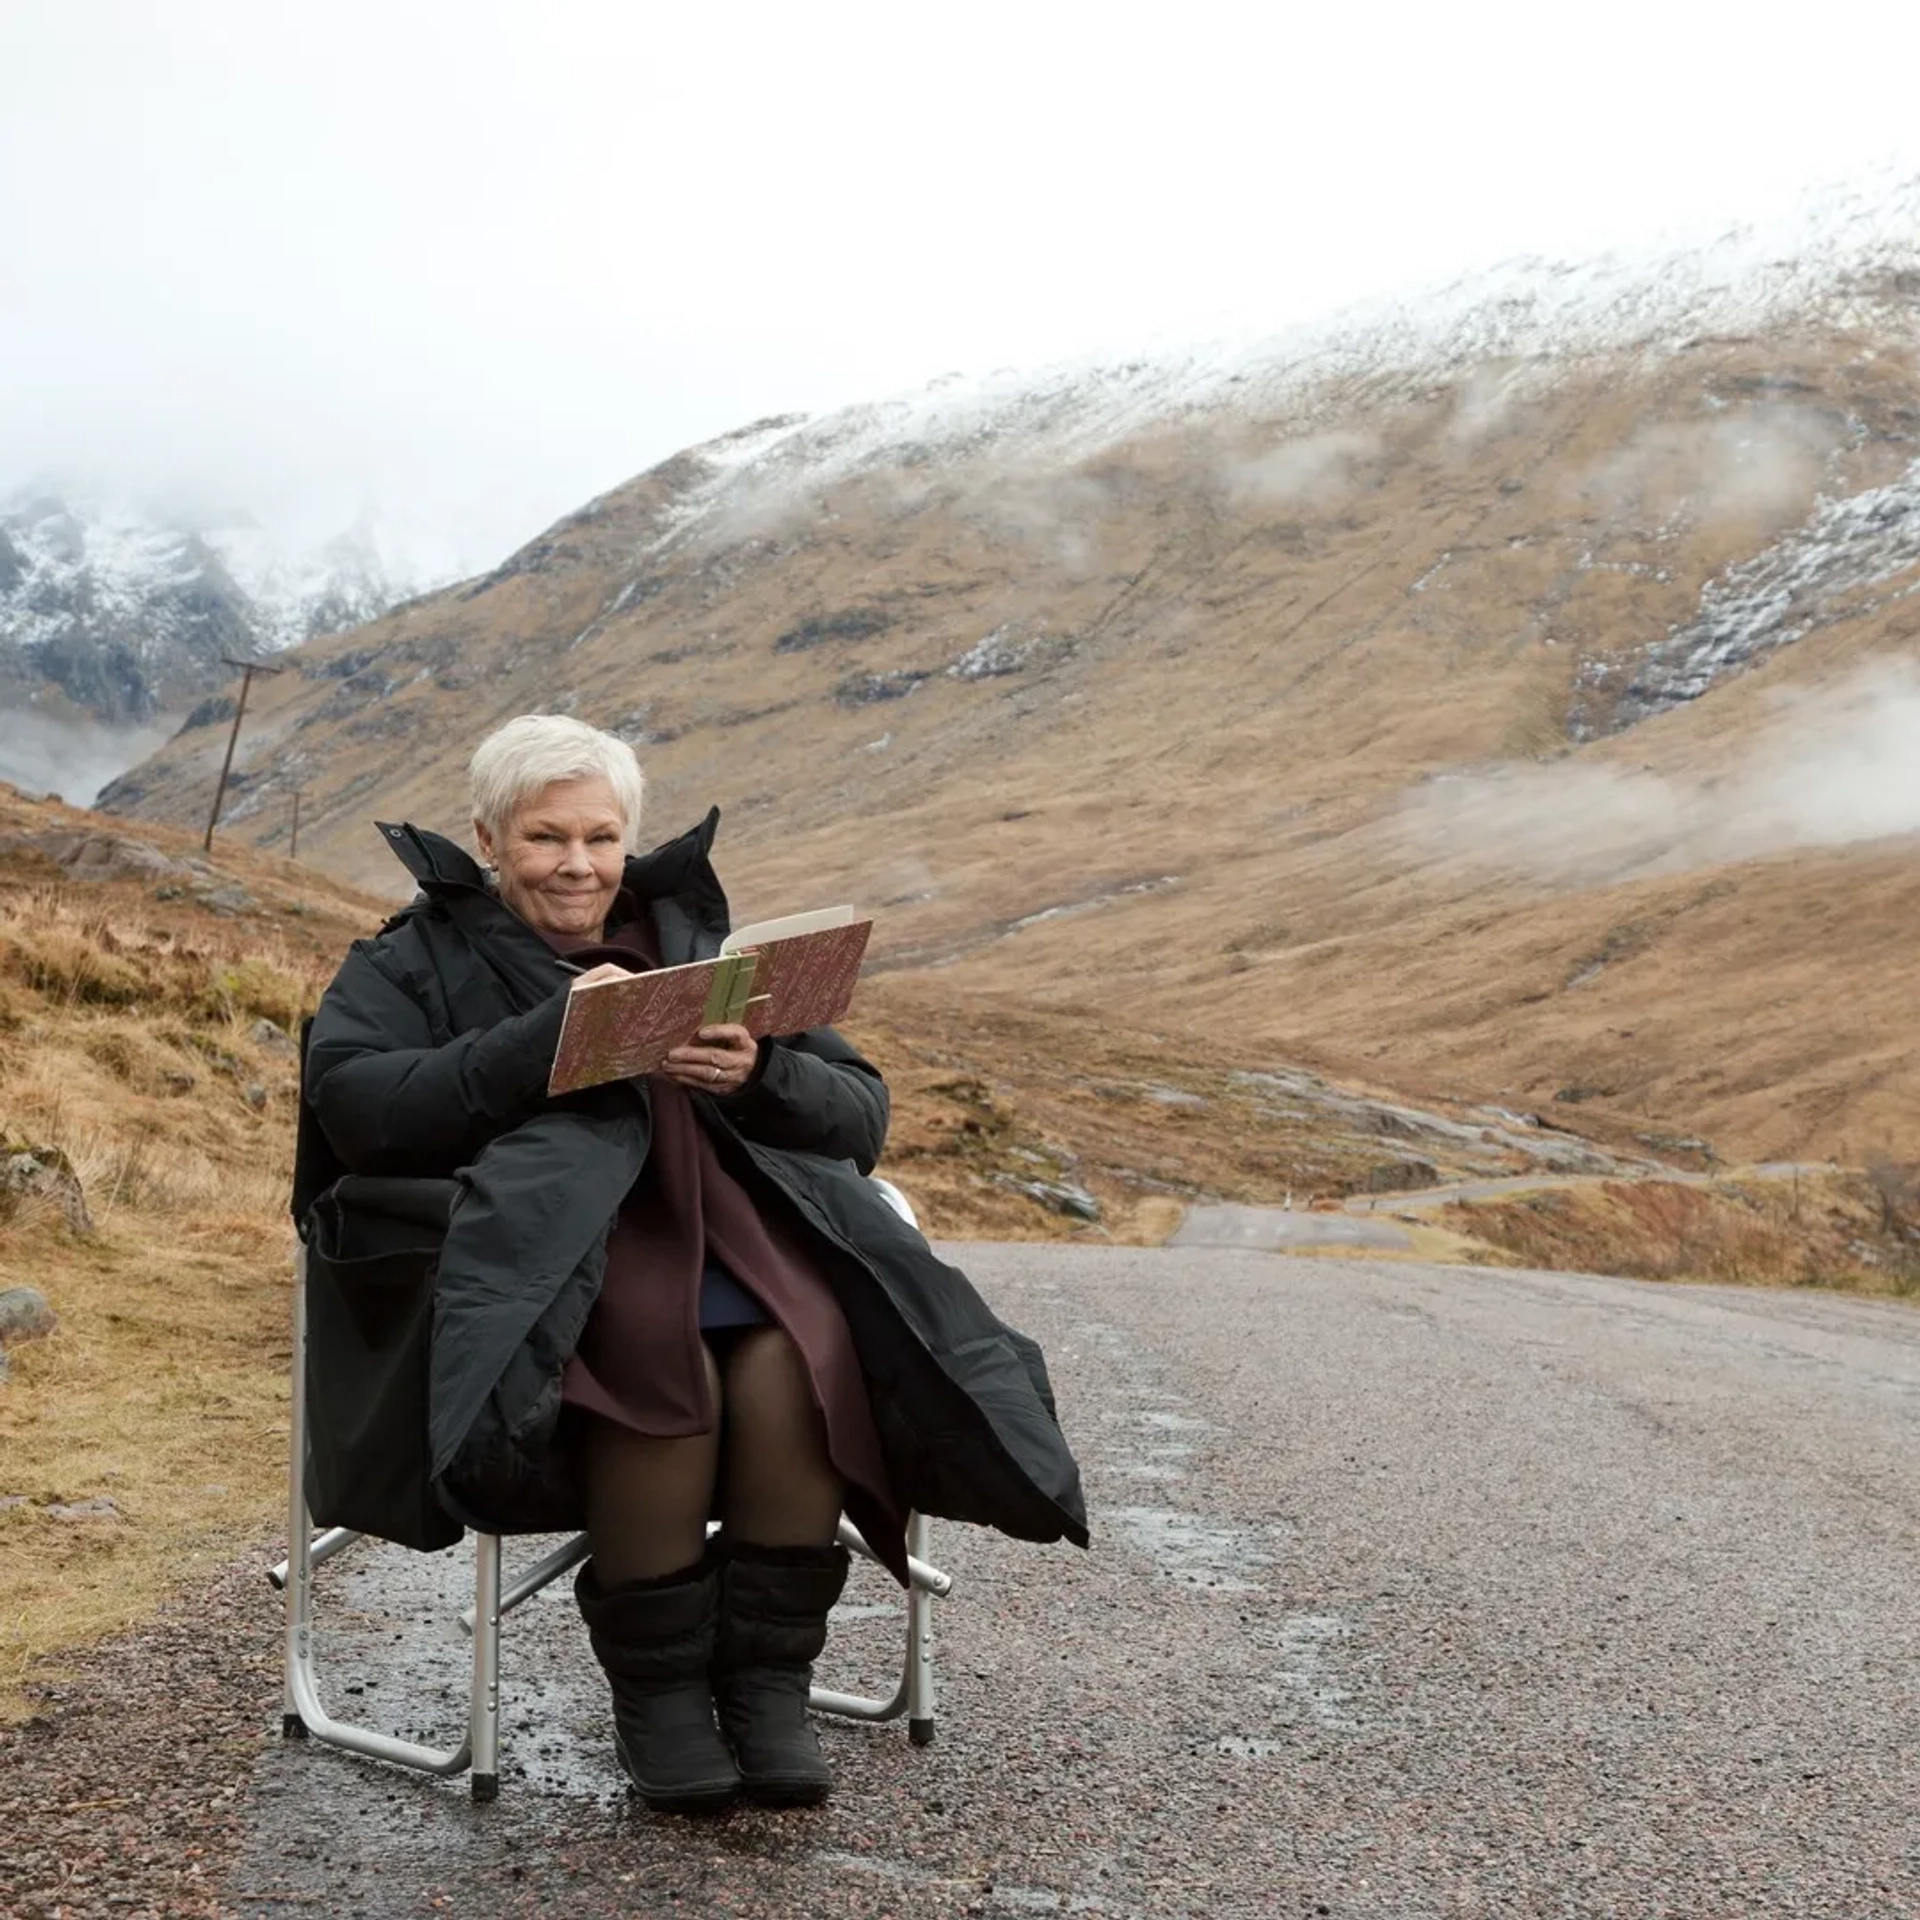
[721,904,860,954]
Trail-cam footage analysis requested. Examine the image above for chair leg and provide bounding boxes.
[469,1534,503,1802]
[282,1255,315,1742]
[807,1512,948,1736]
[280,1246,474,1780]
[906,1512,936,1745]
[282,1383,311,1741]
[459,1532,590,1635]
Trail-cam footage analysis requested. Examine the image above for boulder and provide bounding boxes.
[45,1495,123,1522]
[195,882,259,916]
[0,1143,95,1234]
[0,827,184,883]
[1358,1157,1441,1195]
[0,1287,57,1344]
[0,1285,58,1389]
[997,1175,1102,1221]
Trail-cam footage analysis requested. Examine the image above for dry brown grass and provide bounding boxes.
[853,977,1480,1235]
[1441,1170,1920,1295]
[0,814,346,1719]
[0,1209,295,1716]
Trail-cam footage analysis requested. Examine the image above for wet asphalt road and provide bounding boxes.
[226,1247,1920,1919]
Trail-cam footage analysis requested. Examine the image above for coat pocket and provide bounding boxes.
[304,1176,463,1551]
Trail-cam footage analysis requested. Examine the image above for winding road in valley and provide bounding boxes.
[209,1243,1918,1918]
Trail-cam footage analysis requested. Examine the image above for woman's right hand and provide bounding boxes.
[567,963,633,990]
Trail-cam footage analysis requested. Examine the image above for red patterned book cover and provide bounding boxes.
[732,918,872,1040]
[548,959,726,1094]
[546,919,874,1095]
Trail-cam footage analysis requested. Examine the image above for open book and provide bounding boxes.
[547,907,872,1095]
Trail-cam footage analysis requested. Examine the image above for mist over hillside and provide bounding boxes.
[1405,661,1920,884]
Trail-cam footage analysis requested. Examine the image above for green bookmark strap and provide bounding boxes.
[701,952,760,1027]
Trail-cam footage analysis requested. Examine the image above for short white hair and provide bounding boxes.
[469,714,646,850]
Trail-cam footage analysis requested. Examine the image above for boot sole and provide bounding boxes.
[632,1781,741,1816]
[742,1773,832,1809]
[615,1733,740,1815]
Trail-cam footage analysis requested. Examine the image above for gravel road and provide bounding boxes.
[8,1246,1918,1918]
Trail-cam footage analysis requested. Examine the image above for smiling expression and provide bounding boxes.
[475,776,628,941]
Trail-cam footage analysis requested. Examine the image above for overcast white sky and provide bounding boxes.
[3,0,1918,571]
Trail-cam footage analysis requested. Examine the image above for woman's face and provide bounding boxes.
[475,777,628,940]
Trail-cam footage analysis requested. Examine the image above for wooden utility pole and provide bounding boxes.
[289,788,304,860]
[203,656,284,853]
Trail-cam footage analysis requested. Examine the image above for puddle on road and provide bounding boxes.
[1137,1411,1212,1433]
[1211,1613,1363,1750]
[1110,1439,1196,1483]
[1106,1506,1275,1591]
[1264,1612,1361,1733]
[991,1891,1123,1913]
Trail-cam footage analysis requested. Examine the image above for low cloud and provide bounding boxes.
[1225,429,1379,506]
[1444,368,1533,452]
[1400,660,1920,884]
[970,465,1119,575]
[0,713,174,807]
[1578,405,1838,527]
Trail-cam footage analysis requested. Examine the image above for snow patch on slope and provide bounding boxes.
[637,166,1920,553]
[1585,455,1920,733]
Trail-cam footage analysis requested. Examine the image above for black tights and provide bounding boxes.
[583,1327,843,1585]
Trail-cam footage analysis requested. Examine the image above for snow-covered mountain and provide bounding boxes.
[0,488,453,800]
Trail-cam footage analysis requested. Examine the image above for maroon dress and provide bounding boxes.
[545,908,907,1582]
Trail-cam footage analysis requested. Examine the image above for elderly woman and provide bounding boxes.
[302,714,1084,1815]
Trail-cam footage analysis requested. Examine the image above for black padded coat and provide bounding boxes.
[299,810,1088,1556]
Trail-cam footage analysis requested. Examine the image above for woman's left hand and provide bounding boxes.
[664,1024,760,1096]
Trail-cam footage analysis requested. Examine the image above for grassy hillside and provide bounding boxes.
[96,311,1920,1170]
[0,791,359,1715]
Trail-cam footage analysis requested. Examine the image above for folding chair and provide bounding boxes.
[272,1175,952,1802]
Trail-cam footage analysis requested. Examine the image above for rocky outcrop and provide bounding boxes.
[1574,451,1920,736]
[0,1284,59,1382]
[0,1286,57,1343]
[0,825,187,883]
[0,1142,93,1235]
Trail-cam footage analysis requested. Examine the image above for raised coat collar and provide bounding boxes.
[374,807,729,964]
[374,807,722,902]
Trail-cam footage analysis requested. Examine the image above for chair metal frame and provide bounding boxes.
[273,1177,950,1801]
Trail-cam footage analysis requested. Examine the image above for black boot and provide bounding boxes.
[711,1542,850,1807]
[574,1557,741,1814]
